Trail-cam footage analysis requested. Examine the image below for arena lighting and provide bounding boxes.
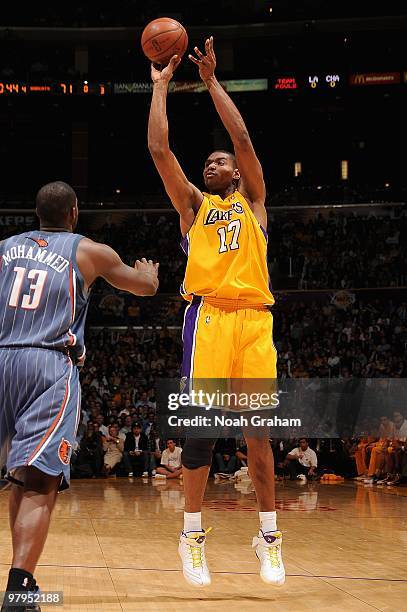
[341,160,349,180]
[294,162,302,177]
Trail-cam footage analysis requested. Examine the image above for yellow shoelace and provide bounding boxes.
[267,544,281,568]
[187,527,212,569]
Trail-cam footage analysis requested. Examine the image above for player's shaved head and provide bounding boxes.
[36,181,77,227]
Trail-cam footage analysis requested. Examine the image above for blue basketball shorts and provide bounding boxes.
[0,347,81,491]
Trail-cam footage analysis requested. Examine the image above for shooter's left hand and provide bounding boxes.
[189,36,216,82]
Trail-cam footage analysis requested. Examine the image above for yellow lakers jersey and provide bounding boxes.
[180,190,274,305]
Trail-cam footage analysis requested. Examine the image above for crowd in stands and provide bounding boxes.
[79,206,407,302]
[72,287,407,485]
[1,205,406,486]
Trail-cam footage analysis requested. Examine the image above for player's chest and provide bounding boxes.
[200,201,248,253]
[202,200,246,228]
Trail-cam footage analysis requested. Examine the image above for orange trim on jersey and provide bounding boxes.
[26,374,70,465]
[69,263,74,322]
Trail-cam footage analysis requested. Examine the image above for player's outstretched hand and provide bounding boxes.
[135,258,159,291]
[151,55,182,84]
[189,36,216,82]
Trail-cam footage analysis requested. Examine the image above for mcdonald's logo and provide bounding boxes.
[352,74,365,85]
[350,72,400,86]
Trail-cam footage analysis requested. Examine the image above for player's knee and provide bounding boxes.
[181,438,216,469]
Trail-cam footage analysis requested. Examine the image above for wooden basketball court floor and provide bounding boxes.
[1,478,406,611]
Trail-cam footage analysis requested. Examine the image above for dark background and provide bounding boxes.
[0,1,406,204]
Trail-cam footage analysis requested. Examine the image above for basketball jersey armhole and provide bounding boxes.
[180,194,206,239]
[71,235,87,300]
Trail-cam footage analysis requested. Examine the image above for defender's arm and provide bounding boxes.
[76,238,159,296]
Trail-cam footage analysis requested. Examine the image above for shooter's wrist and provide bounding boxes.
[153,80,170,91]
[203,75,218,89]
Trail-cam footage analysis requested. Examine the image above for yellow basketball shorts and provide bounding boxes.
[181,297,277,379]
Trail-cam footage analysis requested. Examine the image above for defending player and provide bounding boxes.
[0,181,159,612]
[148,38,285,587]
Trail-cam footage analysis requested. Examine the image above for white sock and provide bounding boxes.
[259,511,277,534]
[184,511,202,533]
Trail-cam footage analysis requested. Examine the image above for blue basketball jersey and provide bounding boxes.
[0,231,89,361]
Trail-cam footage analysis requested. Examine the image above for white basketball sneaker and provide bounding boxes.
[178,528,212,587]
[252,530,285,586]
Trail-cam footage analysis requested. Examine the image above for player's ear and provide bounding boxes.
[233,168,241,183]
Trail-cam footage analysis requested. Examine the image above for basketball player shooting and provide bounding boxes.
[0,182,159,612]
[148,37,285,587]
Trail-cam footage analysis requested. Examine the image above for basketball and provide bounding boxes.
[141,17,188,65]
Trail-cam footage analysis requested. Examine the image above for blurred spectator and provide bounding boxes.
[72,422,104,478]
[119,415,133,436]
[156,439,182,479]
[363,416,395,484]
[102,424,125,476]
[284,438,318,481]
[123,422,149,477]
[214,438,237,475]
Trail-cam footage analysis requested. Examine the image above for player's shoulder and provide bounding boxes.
[77,236,112,254]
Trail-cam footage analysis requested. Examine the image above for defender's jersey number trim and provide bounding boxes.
[217,219,241,254]
[9,266,48,310]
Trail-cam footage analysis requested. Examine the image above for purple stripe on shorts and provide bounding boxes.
[181,297,202,378]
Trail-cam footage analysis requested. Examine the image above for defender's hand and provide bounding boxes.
[135,258,159,284]
[189,36,216,82]
[151,55,181,84]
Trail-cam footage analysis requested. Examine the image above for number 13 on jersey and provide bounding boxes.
[9,266,48,310]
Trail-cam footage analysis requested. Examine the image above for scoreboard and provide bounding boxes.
[0,82,109,95]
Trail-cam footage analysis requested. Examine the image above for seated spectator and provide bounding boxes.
[284,438,318,480]
[123,422,149,477]
[72,422,104,478]
[102,424,125,476]
[143,411,157,437]
[381,411,407,484]
[236,439,279,475]
[353,435,377,480]
[364,415,395,484]
[120,415,133,436]
[390,447,407,486]
[214,438,237,475]
[95,413,109,437]
[156,439,182,479]
[236,443,248,467]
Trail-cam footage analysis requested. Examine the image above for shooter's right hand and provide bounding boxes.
[151,55,182,84]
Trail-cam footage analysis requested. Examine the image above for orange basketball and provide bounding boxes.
[141,18,188,65]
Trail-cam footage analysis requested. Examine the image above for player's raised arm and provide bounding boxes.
[76,238,159,296]
[148,56,203,235]
[189,37,266,227]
